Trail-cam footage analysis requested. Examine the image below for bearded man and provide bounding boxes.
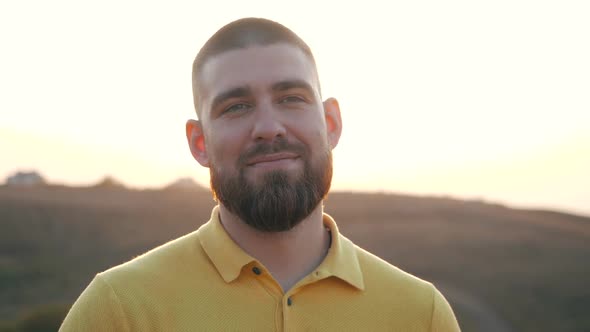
[60,18,461,331]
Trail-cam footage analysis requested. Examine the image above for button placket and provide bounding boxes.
[249,264,284,303]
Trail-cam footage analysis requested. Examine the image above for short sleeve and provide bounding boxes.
[59,274,130,332]
[431,287,461,332]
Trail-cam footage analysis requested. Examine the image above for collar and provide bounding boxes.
[198,206,255,283]
[198,206,365,291]
[318,213,365,290]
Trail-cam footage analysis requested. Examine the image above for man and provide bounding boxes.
[60,18,460,331]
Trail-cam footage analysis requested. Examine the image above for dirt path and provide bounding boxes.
[437,283,514,332]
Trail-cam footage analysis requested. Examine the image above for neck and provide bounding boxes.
[218,203,330,292]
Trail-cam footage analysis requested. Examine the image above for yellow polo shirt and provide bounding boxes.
[60,207,460,331]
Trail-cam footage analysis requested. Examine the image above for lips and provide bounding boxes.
[246,152,299,166]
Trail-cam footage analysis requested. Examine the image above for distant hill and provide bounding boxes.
[88,176,127,189]
[162,177,205,191]
[0,186,588,331]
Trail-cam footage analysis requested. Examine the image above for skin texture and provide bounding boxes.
[186,43,342,291]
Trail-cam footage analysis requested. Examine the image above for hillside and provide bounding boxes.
[0,186,588,331]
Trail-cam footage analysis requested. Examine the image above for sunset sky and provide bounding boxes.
[1,1,589,215]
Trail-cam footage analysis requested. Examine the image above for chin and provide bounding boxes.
[247,168,302,185]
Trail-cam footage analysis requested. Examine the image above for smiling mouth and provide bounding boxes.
[246,152,300,167]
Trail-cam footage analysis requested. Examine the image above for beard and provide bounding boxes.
[210,138,332,232]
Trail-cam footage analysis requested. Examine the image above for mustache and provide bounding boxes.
[237,139,308,166]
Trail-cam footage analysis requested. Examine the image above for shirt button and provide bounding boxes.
[252,267,261,275]
[287,297,293,306]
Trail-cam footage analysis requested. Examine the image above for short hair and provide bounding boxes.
[191,18,319,118]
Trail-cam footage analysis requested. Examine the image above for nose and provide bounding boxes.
[250,102,287,141]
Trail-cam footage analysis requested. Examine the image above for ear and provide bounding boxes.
[186,119,210,167]
[323,97,343,149]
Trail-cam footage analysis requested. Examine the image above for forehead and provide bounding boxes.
[198,44,320,107]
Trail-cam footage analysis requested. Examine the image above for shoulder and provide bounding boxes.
[59,232,206,332]
[350,239,460,330]
[60,225,224,331]
[347,237,438,317]
[353,240,433,296]
[99,228,208,287]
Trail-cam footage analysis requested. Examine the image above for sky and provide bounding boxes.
[1,1,589,215]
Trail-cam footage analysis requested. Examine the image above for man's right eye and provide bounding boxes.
[224,103,251,114]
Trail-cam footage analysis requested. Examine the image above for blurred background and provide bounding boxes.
[1,1,589,331]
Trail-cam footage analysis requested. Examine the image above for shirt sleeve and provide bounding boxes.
[59,274,130,332]
[431,287,461,332]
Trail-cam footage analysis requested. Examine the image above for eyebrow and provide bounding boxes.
[210,86,252,112]
[272,79,314,94]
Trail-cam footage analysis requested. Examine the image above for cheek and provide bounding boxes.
[303,123,330,149]
[287,111,327,138]
[206,126,248,164]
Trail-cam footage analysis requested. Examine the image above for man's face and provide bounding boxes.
[188,43,341,232]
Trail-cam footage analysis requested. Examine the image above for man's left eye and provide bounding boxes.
[280,96,304,103]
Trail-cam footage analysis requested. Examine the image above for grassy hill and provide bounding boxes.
[0,185,588,331]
